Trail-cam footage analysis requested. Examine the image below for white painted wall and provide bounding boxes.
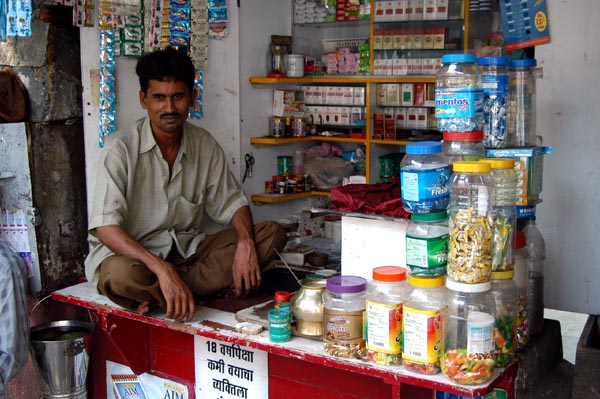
[536,0,600,314]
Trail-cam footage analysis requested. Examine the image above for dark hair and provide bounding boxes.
[135,47,195,95]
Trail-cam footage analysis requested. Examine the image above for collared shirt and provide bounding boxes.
[84,118,249,284]
[0,240,29,398]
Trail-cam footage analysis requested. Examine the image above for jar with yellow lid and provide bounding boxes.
[480,157,517,272]
[402,275,446,375]
[447,161,494,284]
[490,270,518,367]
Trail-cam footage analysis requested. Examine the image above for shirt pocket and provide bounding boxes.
[169,195,204,231]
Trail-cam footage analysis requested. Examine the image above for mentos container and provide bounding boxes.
[400,141,450,214]
[435,54,483,132]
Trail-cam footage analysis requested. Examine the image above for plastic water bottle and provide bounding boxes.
[292,149,304,175]
[522,217,545,335]
[435,54,483,132]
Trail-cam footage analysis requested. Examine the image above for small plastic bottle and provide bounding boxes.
[442,131,486,168]
[366,266,409,365]
[522,216,545,335]
[442,279,496,385]
[405,210,449,277]
[490,270,518,367]
[402,275,446,374]
[292,149,304,175]
[400,141,450,214]
[323,276,368,359]
[447,161,494,283]
[435,53,483,132]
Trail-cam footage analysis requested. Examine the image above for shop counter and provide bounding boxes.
[52,283,517,399]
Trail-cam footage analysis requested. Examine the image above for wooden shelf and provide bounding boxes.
[251,191,330,204]
[249,76,436,85]
[250,136,367,145]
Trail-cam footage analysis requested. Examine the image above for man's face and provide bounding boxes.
[139,78,193,136]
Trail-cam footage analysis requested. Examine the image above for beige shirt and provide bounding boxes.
[84,118,249,284]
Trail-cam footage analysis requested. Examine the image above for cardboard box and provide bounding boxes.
[273,90,303,117]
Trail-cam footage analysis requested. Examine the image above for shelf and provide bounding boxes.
[250,135,368,145]
[250,76,436,85]
[251,191,330,204]
[369,138,412,145]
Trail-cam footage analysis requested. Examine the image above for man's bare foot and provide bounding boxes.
[136,300,151,315]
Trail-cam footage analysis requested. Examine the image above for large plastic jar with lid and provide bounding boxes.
[405,210,449,277]
[442,131,486,168]
[508,59,537,147]
[447,161,494,283]
[490,270,518,367]
[442,279,496,385]
[478,56,510,148]
[402,275,446,375]
[323,275,367,359]
[400,141,450,214]
[435,53,483,132]
[366,266,409,365]
[480,157,517,272]
[513,230,529,349]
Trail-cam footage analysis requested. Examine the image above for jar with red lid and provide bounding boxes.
[366,266,409,365]
[442,131,486,168]
[272,175,286,194]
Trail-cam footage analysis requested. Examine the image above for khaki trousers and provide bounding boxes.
[97,221,286,311]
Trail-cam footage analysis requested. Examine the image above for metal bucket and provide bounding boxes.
[30,320,93,399]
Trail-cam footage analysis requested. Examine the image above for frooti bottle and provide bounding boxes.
[435,54,483,132]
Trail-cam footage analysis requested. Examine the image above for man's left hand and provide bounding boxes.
[232,238,260,296]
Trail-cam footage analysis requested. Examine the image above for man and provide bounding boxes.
[84,46,286,322]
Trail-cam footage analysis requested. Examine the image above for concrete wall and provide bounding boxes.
[536,0,600,314]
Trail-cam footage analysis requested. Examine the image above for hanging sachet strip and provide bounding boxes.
[190,0,208,68]
[98,27,116,147]
[0,0,6,41]
[169,0,190,50]
[189,68,204,119]
[6,0,32,37]
[148,0,164,51]
[207,0,227,39]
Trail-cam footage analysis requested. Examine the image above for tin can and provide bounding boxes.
[269,117,284,137]
[292,118,307,137]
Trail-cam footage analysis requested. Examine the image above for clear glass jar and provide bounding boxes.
[435,53,483,132]
[400,141,450,214]
[402,275,446,375]
[447,161,494,283]
[442,131,486,168]
[513,230,529,349]
[481,157,517,272]
[405,210,449,277]
[478,56,510,148]
[366,266,409,365]
[490,271,518,367]
[323,275,367,359]
[442,279,496,385]
[508,59,537,147]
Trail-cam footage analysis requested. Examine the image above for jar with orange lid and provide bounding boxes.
[366,266,410,365]
[402,275,446,374]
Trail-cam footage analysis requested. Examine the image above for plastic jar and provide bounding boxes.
[405,210,449,277]
[478,56,510,148]
[323,276,368,359]
[400,141,450,214]
[481,157,517,272]
[285,54,305,78]
[447,161,494,283]
[402,275,446,375]
[274,290,292,309]
[508,59,537,147]
[442,279,496,385]
[490,270,518,367]
[442,131,486,168]
[366,266,409,365]
[513,230,529,349]
[435,53,483,132]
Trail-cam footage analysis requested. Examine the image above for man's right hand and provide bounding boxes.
[156,261,196,322]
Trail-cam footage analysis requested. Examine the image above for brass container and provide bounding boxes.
[291,278,327,338]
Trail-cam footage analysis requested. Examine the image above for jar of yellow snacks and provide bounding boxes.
[447,161,494,284]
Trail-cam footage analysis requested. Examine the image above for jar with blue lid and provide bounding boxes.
[435,53,483,132]
[508,58,538,147]
[400,141,450,214]
[478,56,510,148]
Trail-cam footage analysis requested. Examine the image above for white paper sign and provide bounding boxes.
[194,337,268,399]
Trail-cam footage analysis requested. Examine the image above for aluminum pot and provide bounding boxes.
[290,278,327,338]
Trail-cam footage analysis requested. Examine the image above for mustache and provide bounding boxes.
[160,112,181,119]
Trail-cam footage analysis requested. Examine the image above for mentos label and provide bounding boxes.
[401,165,450,211]
[434,88,483,119]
